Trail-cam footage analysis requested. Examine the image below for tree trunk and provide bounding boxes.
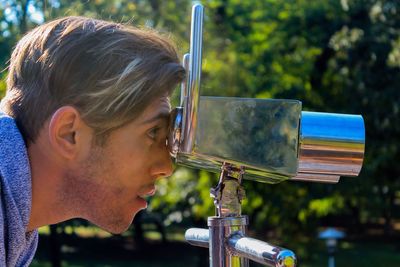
[383,190,394,237]
[19,0,30,34]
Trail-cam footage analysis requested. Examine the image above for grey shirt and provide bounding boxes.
[0,112,38,266]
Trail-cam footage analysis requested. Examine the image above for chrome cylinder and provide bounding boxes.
[208,216,249,267]
[295,111,365,182]
[182,4,204,153]
[185,228,209,248]
[227,233,296,267]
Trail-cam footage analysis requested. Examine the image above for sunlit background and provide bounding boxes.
[1,0,399,266]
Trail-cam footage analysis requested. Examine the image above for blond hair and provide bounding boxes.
[2,16,185,143]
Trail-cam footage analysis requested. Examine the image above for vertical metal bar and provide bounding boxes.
[180,53,190,106]
[182,3,203,153]
[208,216,249,267]
[209,220,226,267]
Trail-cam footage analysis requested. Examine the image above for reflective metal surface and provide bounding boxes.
[207,167,249,266]
[168,107,183,157]
[177,96,302,183]
[297,111,365,180]
[184,146,298,267]
[185,228,209,248]
[208,216,249,267]
[180,53,190,106]
[228,233,296,267]
[210,164,246,217]
[185,221,297,267]
[291,173,340,183]
[181,4,203,153]
[172,100,365,183]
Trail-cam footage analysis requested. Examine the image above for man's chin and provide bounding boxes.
[91,214,137,235]
[104,224,131,235]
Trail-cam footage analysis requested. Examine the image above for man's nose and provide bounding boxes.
[151,144,174,178]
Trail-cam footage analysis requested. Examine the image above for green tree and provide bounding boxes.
[0,1,399,255]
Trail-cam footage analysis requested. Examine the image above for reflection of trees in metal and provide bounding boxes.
[196,97,301,182]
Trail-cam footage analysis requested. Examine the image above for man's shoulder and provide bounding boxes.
[0,172,5,266]
[0,111,15,126]
[0,112,17,137]
[0,112,25,150]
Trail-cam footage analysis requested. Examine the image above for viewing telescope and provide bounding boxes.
[168,3,365,267]
[169,97,364,184]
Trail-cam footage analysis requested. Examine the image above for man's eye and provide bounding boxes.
[147,127,160,140]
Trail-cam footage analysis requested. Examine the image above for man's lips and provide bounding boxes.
[138,186,156,198]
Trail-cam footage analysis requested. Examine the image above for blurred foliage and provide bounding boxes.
[1,0,399,257]
[0,72,6,97]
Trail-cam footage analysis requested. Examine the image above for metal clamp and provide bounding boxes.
[210,163,246,217]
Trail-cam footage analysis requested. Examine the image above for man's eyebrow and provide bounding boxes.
[141,111,170,125]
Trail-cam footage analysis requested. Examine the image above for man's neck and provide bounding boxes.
[26,139,75,231]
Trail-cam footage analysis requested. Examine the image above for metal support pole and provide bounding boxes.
[208,216,249,267]
[185,163,297,267]
[208,164,247,266]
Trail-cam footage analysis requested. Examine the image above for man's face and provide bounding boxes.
[67,95,173,234]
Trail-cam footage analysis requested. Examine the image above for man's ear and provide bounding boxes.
[48,106,92,160]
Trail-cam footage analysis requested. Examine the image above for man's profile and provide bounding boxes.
[0,16,185,266]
